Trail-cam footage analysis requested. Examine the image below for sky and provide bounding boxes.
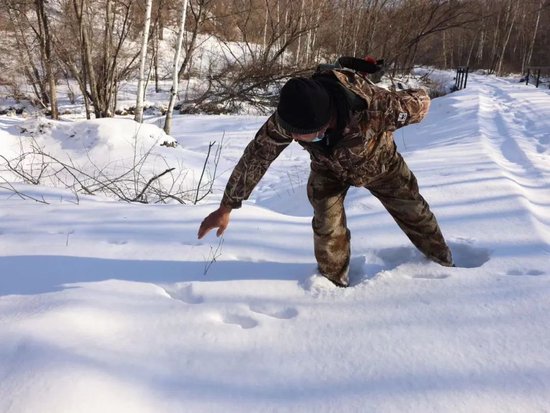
[0,71,549,413]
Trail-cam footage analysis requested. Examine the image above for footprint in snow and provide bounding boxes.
[359,240,489,283]
[448,240,491,268]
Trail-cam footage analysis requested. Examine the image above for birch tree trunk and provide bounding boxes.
[281,4,289,68]
[263,0,269,52]
[490,8,501,73]
[497,0,519,75]
[309,0,322,64]
[135,0,153,123]
[305,1,313,64]
[154,26,160,93]
[295,0,305,66]
[337,2,346,53]
[352,5,364,57]
[476,27,485,64]
[442,30,448,68]
[466,32,477,68]
[164,0,189,135]
[103,0,117,116]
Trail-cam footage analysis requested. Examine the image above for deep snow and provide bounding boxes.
[1,73,549,413]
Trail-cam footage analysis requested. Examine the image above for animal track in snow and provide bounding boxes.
[412,273,451,280]
[220,313,258,329]
[536,134,549,154]
[108,239,128,245]
[215,305,298,330]
[163,284,204,304]
[163,283,297,329]
[180,240,202,246]
[506,269,545,276]
[249,304,298,320]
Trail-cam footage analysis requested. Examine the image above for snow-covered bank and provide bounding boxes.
[1,74,549,412]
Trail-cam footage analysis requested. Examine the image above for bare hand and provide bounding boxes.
[197,206,231,239]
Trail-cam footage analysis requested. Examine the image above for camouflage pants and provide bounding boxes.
[307,151,453,287]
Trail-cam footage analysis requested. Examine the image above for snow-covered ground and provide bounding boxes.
[1,73,549,412]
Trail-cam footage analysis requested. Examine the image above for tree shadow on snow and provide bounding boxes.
[0,255,315,296]
[0,240,494,296]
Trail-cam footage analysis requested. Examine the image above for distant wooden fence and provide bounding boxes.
[525,66,550,88]
[454,66,469,90]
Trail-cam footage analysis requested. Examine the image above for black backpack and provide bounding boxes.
[317,56,385,83]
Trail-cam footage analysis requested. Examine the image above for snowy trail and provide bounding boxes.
[1,73,550,413]
[476,76,550,242]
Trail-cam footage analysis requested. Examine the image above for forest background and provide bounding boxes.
[1,0,549,122]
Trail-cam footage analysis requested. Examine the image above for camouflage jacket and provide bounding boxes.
[221,69,431,209]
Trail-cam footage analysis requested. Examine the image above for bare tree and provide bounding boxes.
[525,0,544,71]
[177,0,215,81]
[34,0,58,119]
[497,0,520,74]
[56,0,147,118]
[2,0,550,119]
[3,0,58,114]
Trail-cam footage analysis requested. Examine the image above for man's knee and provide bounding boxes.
[312,207,347,236]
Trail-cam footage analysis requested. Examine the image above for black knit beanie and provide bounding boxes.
[276,77,331,134]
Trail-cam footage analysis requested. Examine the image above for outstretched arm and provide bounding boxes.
[219,114,292,209]
[197,114,292,239]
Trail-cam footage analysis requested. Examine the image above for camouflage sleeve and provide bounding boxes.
[221,114,292,209]
[369,87,431,132]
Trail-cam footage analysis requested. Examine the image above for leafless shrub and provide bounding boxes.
[0,135,223,205]
[203,236,224,276]
[194,134,224,204]
[0,179,49,204]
